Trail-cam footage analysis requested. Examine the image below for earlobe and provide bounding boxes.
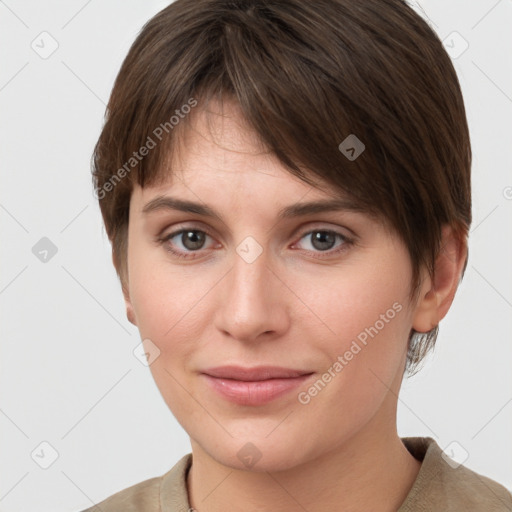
[412,226,467,333]
[412,284,438,333]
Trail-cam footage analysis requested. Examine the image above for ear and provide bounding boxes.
[412,225,467,333]
[112,250,137,326]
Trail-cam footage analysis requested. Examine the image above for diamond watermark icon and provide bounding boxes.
[442,31,469,59]
[32,237,58,263]
[31,31,59,59]
[338,134,365,161]
[237,442,262,468]
[236,236,263,264]
[31,441,59,469]
[133,338,161,366]
[441,440,469,469]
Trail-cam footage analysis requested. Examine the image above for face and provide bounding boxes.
[124,100,421,472]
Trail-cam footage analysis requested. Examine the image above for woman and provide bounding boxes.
[85,0,512,510]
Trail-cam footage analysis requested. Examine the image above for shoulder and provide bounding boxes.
[79,475,162,512]
[77,453,193,512]
[437,459,512,510]
[400,437,512,511]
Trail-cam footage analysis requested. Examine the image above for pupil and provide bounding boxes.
[312,231,335,251]
[183,231,205,250]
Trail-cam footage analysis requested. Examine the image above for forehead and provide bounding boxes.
[138,99,346,202]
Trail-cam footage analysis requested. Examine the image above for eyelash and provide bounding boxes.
[157,226,354,261]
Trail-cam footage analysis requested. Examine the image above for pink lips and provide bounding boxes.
[202,366,314,406]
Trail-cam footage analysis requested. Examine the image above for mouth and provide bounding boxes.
[201,366,315,406]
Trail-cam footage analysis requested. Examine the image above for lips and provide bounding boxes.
[203,365,312,381]
[201,366,314,406]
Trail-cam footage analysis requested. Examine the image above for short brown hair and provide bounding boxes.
[92,0,471,374]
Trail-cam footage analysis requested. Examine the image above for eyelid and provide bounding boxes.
[159,222,216,240]
[293,221,355,241]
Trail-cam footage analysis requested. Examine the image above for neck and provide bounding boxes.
[186,405,421,512]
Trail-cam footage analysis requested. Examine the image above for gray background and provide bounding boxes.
[1,1,511,511]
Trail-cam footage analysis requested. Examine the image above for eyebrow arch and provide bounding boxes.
[141,196,365,221]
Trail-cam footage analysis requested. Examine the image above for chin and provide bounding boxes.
[192,427,318,473]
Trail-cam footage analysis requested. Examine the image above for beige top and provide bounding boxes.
[80,437,512,511]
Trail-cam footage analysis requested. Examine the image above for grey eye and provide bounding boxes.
[178,230,207,251]
[309,231,337,251]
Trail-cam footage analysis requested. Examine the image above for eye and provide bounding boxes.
[293,229,351,256]
[159,228,217,259]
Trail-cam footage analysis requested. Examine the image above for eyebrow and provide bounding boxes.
[141,196,365,221]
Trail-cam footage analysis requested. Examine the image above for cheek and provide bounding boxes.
[289,254,413,404]
[128,246,224,366]
[131,266,200,338]
[292,254,411,347]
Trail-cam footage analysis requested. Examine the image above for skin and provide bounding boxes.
[120,99,466,512]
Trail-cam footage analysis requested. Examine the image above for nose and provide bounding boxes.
[214,247,290,343]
